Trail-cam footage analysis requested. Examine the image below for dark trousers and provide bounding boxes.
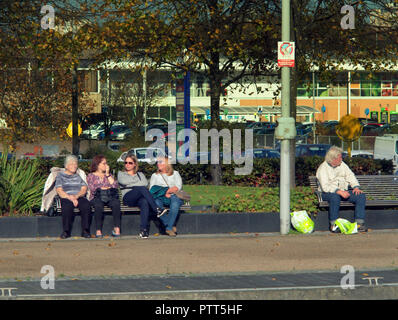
[322,191,366,223]
[90,197,121,231]
[123,186,158,231]
[61,197,91,235]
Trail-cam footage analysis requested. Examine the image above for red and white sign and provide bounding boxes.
[278,41,295,67]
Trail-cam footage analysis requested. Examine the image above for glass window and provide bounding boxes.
[393,82,398,96]
[361,82,371,96]
[382,82,392,96]
[338,84,348,96]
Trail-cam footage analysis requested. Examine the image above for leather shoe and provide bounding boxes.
[165,229,176,237]
[60,231,70,239]
[81,231,91,238]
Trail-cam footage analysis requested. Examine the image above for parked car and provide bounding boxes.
[109,125,132,140]
[246,122,276,130]
[193,151,241,163]
[374,134,398,168]
[296,123,314,136]
[350,150,373,159]
[295,144,332,157]
[108,143,122,152]
[98,124,130,140]
[140,118,169,135]
[81,122,105,140]
[117,147,169,164]
[321,120,339,128]
[82,121,125,140]
[253,127,275,135]
[244,148,280,159]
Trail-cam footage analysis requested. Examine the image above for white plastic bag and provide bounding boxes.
[290,210,314,234]
[331,218,358,234]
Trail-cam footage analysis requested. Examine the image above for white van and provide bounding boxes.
[374,134,398,169]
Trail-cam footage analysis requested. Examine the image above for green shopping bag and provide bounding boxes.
[290,210,314,234]
[331,218,358,234]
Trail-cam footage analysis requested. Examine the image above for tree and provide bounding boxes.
[266,0,398,187]
[97,68,169,146]
[0,1,96,149]
[84,0,277,184]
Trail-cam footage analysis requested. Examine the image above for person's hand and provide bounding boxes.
[353,187,363,195]
[337,190,350,199]
[72,199,79,207]
[168,186,178,194]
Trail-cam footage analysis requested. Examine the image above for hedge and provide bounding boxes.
[36,156,394,187]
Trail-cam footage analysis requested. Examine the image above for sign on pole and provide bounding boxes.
[278,41,295,68]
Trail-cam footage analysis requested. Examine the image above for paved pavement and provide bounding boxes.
[1,230,398,300]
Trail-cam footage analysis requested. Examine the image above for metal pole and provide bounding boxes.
[143,68,147,137]
[312,71,316,138]
[348,71,351,115]
[280,0,291,235]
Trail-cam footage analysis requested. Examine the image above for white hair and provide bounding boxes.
[64,154,78,167]
[325,146,343,164]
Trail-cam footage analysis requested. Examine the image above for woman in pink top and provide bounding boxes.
[87,155,121,238]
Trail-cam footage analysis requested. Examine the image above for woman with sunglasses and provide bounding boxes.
[117,154,168,239]
[87,155,121,238]
[149,156,184,237]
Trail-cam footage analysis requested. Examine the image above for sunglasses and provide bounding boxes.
[124,161,135,165]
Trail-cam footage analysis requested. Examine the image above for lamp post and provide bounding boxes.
[275,0,296,235]
[71,22,79,156]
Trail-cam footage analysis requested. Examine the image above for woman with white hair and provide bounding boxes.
[55,155,92,239]
[316,146,367,233]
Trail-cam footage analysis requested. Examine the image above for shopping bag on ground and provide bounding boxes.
[290,210,314,234]
[331,218,358,234]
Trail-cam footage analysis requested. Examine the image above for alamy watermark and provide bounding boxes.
[340,265,355,289]
[40,265,55,290]
[40,4,55,30]
[145,122,254,175]
[341,5,355,30]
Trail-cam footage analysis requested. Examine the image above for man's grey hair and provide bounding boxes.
[64,154,78,167]
[325,146,343,164]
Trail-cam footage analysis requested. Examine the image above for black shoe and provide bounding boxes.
[329,224,341,234]
[357,223,368,233]
[112,230,121,237]
[157,207,169,218]
[81,230,91,238]
[60,231,70,239]
[139,230,149,239]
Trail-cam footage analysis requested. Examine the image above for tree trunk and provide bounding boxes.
[209,52,222,185]
[72,64,80,156]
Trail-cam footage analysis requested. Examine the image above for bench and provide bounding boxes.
[52,191,191,215]
[309,175,398,208]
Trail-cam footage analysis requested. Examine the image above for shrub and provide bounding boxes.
[0,152,46,216]
[37,156,394,187]
[218,186,318,214]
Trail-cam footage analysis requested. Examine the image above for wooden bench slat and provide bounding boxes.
[53,190,191,215]
[309,175,398,208]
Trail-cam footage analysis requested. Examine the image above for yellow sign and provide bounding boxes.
[66,122,82,137]
[336,115,363,157]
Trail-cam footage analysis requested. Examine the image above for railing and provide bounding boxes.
[254,134,376,152]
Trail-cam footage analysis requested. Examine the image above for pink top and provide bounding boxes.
[86,173,118,201]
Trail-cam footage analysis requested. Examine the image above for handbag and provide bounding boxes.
[175,190,191,201]
[94,188,119,203]
[160,174,191,201]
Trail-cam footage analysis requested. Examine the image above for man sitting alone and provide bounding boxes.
[316,146,368,233]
